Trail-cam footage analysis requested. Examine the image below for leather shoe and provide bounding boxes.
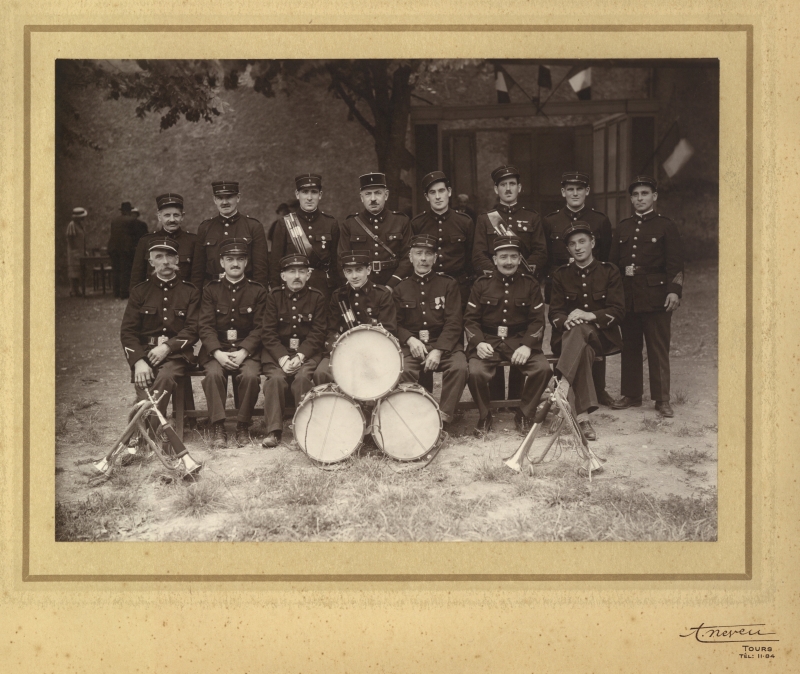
[610,396,642,410]
[578,419,597,441]
[473,412,493,436]
[514,411,532,435]
[235,423,251,447]
[211,422,227,448]
[655,401,675,418]
[262,432,280,448]
[596,390,615,407]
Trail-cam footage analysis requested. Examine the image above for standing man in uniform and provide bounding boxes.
[108,201,144,300]
[609,175,684,417]
[313,252,398,386]
[191,180,270,291]
[120,238,200,418]
[543,171,614,407]
[410,171,474,307]
[549,223,625,440]
[393,235,469,430]
[261,254,328,448]
[464,236,551,436]
[198,238,267,448]
[130,193,197,290]
[269,173,340,301]
[338,172,412,290]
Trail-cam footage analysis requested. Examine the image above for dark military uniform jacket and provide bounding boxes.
[325,279,398,351]
[198,276,268,364]
[464,270,546,355]
[129,227,198,289]
[410,208,474,283]
[472,203,548,279]
[191,212,270,289]
[120,275,200,368]
[393,272,464,353]
[269,209,340,290]
[609,209,684,313]
[549,259,625,356]
[543,205,612,272]
[261,285,327,365]
[338,209,412,288]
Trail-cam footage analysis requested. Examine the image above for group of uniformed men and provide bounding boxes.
[120,165,684,448]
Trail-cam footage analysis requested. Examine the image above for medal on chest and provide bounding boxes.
[516,220,528,232]
[434,296,445,310]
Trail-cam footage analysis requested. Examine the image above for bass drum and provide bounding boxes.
[292,384,365,464]
[329,324,403,401]
[370,383,443,461]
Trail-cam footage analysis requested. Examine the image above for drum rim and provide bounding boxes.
[329,326,404,401]
[370,387,443,461]
[292,388,366,464]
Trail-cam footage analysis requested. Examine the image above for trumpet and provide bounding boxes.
[504,380,555,473]
[144,389,203,478]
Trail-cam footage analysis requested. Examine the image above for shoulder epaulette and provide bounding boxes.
[181,280,197,289]
[132,280,149,290]
[436,272,455,281]
[319,211,335,218]
[410,211,426,221]
[246,279,266,288]
[374,283,391,293]
[555,262,571,272]
[244,214,262,224]
[546,209,561,217]
[207,278,222,285]
[308,287,324,296]
[270,285,283,294]
[347,213,359,219]
[519,271,535,280]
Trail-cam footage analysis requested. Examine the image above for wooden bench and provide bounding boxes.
[172,355,604,440]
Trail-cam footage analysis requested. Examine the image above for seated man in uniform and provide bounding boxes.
[120,237,200,419]
[464,236,551,436]
[393,235,468,431]
[260,254,328,448]
[313,252,398,386]
[549,223,625,441]
[198,238,267,448]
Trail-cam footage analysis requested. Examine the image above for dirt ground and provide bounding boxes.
[55,261,718,542]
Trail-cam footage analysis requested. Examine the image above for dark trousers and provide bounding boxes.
[555,324,602,415]
[202,357,262,424]
[468,352,551,420]
[399,348,468,418]
[262,358,319,435]
[134,357,188,417]
[620,310,672,402]
[109,251,135,299]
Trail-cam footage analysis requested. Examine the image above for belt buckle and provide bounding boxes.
[372,260,382,272]
[419,330,430,344]
[157,335,169,346]
[625,265,635,277]
[226,329,238,341]
[289,338,300,350]
[497,326,508,339]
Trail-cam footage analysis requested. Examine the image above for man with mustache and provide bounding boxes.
[549,223,625,441]
[392,235,468,431]
[191,180,270,290]
[260,254,328,448]
[269,173,340,301]
[464,236,551,436]
[120,238,200,418]
[609,175,684,418]
[337,172,412,290]
[130,193,198,290]
[543,172,614,407]
[198,238,268,448]
[313,252,398,386]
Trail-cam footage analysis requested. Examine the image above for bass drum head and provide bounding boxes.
[293,387,365,464]
[330,327,402,401]
[371,386,442,461]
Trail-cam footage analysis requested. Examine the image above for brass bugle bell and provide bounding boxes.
[180,453,203,478]
[504,392,554,473]
[92,456,111,475]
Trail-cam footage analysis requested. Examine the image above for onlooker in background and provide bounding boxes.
[107,201,147,300]
[454,193,477,224]
[266,202,291,253]
[66,207,88,297]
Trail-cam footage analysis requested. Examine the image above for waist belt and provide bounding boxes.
[217,330,249,342]
[371,259,398,272]
[413,327,443,343]
[624,265,666,276]
[481,324,527,337]
[143,336,169,347]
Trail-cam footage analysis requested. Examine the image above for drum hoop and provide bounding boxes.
[292,387,366,465]
[370,387,443,462]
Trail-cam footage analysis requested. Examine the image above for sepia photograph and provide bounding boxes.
[54,57,719,544]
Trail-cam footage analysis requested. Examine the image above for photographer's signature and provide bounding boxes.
[680,623,778,644]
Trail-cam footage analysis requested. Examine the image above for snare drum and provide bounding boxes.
[329,324,403,401]
[292,384,365,464]
[371,383,443,461]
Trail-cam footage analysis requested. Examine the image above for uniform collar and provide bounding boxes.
[220,211,240,226]
[363,208,386,224]
[155,274,178,289]
[572,258,597,274]
[497,202,519,216]
[284,283,308,299]
[413,270,434,283]
[223,275,246,290]
[429,208,450,223]
[298,209,319,223]
[162,227,183,238]
[495,269,518,284]
[564,204,586,218]
[634,209,656,221]
[347,279,373,294]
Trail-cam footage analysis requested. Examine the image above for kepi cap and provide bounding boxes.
[156,193,184,210]
[491,165,520,184]
[422,170,449,193]
[493,235,522,252]
[410,234,437,250]
[628,175,658,194]
[295,174,322,190]
[561,221,594,244]
[280,254,310,270]
[71,207,88,218]
[148,237,178,254]
[561,171,590,186]
[359,172,387,190]
[219,238,249,256]
[211,180,240,196]
[340,252,372,268]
